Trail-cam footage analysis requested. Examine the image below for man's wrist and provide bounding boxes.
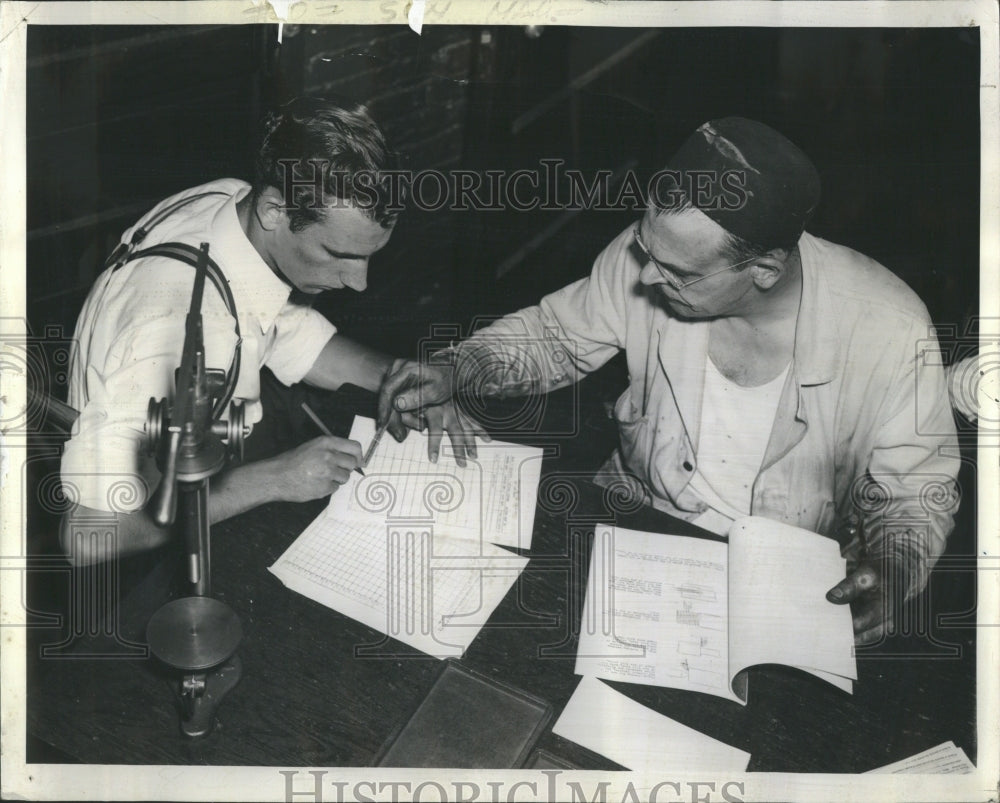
[209,458,284,520]
[384,356,409,386]
[433,340,500,396]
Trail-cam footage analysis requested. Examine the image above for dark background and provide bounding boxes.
[27,24,980,355]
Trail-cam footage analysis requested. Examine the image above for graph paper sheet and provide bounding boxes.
[337,417,543,551]
[269,515,528,657]
[268,417,541,657]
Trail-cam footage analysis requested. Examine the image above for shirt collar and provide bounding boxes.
[208,184,293,333]
[792,232,841,385]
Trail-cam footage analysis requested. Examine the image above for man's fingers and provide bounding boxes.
[382,409,408,442]
[827,565,891,645]
[451,410,476,460]
[826,562,881,604]
[427,429,443,464]
[851,598,887,635]
[327,443,362,471]
[825,577,855,604]
[314,436,362,462]
[394,391,422,413]
[424,408,444,463]
[446,418,469,467]
[376,373,406,427]
[377,364,420,425]
[328,465,352,486]
[400,411,427,431]
[376,388,392,429]
[390,371,427,414]
[855,621,886,647]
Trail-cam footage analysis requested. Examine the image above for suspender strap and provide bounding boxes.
[120,242,242,419]
[106,191,231,272]
[102,190,244,419]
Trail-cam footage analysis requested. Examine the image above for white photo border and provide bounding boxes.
[1,2,997,801]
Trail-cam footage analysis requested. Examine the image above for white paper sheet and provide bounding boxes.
[343,416,543,550]
[269,513,528,657]
[866,741,975,774]
[575,525,738,700]
[268,416,541,657]
[727,517,857,684]
[553,676,751,771]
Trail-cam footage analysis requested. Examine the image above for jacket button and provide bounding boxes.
[682,460,693,471]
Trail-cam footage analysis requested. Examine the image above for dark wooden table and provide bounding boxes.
[24,383,978,771]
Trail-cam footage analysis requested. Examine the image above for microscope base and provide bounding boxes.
[178,653,243,739]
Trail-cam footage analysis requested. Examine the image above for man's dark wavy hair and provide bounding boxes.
[253,96,405,230]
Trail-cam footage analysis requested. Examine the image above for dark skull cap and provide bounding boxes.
[658,117,821,250]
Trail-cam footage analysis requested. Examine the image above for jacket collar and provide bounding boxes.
[792,232,841,386]
[655,310,710,448]
[653,230,842,446]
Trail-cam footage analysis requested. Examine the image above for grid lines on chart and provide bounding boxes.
[349,439,483,533]
[280,518,389,609]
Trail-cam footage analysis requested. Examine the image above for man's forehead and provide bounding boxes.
[309,202,393,247]
[644,207,730,266]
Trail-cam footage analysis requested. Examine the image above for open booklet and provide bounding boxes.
[575,519,857,704]
[269,417,543,658]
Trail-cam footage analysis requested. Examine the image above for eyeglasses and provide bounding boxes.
[632,222,758,290]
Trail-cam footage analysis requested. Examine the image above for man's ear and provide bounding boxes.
[255,186,288,231]
[748,249,791,290]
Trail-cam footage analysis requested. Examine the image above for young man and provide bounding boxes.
[378,117,961,644]
[60,97,436,565]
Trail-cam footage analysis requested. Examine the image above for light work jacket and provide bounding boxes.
[459,227,960,596]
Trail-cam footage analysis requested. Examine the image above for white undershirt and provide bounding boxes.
[687,356,790,534]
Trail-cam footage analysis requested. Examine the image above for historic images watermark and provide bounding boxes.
[277,158,754,215]
[279,769,748,803]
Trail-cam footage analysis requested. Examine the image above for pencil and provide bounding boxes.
[301,402,365,476]
[362,421,388,468]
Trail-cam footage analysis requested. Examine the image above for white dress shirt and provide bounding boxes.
[62,179,336,512]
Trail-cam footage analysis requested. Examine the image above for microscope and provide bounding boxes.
[143,242,249,738]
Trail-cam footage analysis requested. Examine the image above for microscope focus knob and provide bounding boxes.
[145,397,169,455]
[210,401,249,463]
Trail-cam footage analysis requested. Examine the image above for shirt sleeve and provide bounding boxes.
[61,298,239,514]
[263,304,337,386]
[853,319,961,599]
[448,231,635,396]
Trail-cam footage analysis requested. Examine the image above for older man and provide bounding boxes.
[379,117,960,644]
